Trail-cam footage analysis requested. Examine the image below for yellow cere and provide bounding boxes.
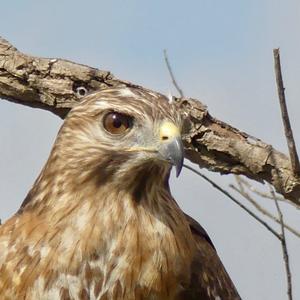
[159,121,180,141]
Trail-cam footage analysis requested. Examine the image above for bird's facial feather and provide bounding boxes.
[53,87,183,186]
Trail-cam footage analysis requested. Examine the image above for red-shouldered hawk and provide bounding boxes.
[0,87,241,299]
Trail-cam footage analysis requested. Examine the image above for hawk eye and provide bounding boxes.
[103,112,133,134]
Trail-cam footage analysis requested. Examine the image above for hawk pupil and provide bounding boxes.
[113,115,122,128]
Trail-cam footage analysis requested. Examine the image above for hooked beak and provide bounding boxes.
[158,122,184,177]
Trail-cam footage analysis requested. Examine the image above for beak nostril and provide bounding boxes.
[162,136,169,141]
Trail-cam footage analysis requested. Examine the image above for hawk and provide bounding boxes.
[0,87,241,299]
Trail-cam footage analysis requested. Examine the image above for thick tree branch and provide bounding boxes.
[0,37,123,118]
[1,36,300,206]
[178,98,300,205]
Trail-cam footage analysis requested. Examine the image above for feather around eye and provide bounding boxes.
[103,112,133,134]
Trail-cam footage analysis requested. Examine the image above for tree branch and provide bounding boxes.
[230,179,300,238]
[273,48,300,176]
[163,49,184,97]
[233,176,298,209]
[1,36,300,206]
[184,164,282,240]
[270,185,293,300]
[0,36,122,118]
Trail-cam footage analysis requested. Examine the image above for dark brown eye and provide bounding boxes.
[103,112,133,134]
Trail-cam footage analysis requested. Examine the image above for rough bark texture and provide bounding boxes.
[1,36,299,207]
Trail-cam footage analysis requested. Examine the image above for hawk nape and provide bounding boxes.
[0,87,241,299]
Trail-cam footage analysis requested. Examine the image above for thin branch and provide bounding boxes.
[183,164,282,240]
[235,176,299,209]
[267,105,294,300]
[230,182,300,238]
[270,185,293,300]
[273,48,300,176]
[163,49,184,97]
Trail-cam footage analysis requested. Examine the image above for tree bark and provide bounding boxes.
[1,36,299,207]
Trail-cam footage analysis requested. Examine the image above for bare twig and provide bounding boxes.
[235,176,299,209]
[230,182,300,238]
[267,108,294,300]
[163,49,184,97]
[273,48,300,176]
[183,164,282,240]
[270,185,293,300]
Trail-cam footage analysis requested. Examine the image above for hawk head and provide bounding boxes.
[20,86,185,212]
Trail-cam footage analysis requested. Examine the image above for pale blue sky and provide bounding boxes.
[1,1,300,299]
